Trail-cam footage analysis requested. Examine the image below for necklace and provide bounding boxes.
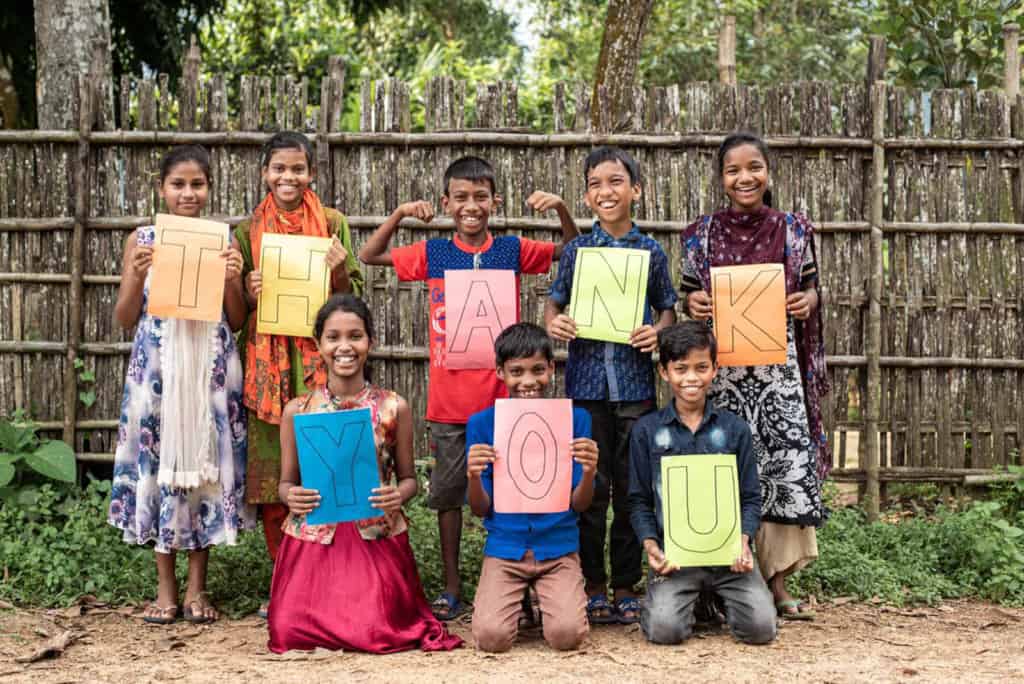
[323,382,369,409]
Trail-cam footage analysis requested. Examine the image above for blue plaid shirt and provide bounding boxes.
[549,223,678,401]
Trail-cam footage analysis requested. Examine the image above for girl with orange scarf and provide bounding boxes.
[236,131,364,617]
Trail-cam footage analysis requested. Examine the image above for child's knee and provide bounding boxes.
[472,620,516,653]
[641,602,691,645]
[731,603,777,645]
[542,617,588,651]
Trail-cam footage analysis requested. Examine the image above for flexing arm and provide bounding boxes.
[527,191,579,260]
[358,201,433,266]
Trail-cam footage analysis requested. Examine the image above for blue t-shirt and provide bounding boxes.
[467,405,591,562]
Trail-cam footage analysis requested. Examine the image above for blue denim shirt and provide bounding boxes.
[548,223,678,401]
[628,399,761,546]
[470,406,590,562]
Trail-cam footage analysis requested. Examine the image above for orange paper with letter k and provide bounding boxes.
[710,263,787,366]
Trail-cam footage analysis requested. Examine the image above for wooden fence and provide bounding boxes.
[2,47,1024,511]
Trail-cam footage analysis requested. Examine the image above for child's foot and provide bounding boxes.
[613,595,640,624]
[183,592,219,624]
[258,600,269,620]
[430,592,464,621]
[586,594,617,624]
[775,598,816,620]
[142,602,180,625]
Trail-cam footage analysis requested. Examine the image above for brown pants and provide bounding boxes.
[472,551,588,653]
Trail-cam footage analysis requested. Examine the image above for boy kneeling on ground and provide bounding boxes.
[627,321,777,645]
[466,322,598,652]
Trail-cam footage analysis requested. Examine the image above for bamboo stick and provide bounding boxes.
[1005,24,1020,99]
[865,80,886,521]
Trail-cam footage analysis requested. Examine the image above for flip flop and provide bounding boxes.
[430,592,464,621]
[586,594,618,624]
[142,602,180,625]
[615,596,641,624]
[183,593,219,624]
[776,599,816,620]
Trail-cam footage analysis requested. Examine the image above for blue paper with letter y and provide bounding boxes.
[294,408,381,525]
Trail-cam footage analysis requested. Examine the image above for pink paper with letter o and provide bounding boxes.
[443,269,517,369]
[493,398,573,514]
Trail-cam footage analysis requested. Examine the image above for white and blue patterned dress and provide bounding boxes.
[108,226,255,553]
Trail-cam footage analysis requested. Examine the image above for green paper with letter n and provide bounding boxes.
[568,247,650,344]
[660,453,741,567]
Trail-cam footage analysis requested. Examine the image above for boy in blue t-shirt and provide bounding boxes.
[628,322,776,645]
[466,323,598,652]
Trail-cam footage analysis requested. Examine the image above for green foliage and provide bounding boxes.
[0,413,77,505]
[74,359,97,409]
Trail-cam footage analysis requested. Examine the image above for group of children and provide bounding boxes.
[108,128,828,655]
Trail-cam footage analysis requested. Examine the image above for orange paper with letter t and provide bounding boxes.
[148,214,229,322]
[710,263,787,366]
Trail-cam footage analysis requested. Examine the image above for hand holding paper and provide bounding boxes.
[493,398,573,514]
[257,233,333,337]
[660,453,742,568]
[444,269,517,369]
[710,263,787,366]
[568,247,650,344]
[148,214,230,322]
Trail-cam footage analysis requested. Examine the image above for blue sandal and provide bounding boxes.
[431,592,464,621]
[586,594,618,624]
[615,596,641,624]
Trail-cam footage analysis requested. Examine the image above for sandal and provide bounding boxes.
[586,594,618,624]
[142,602,180,625]
[183,593,219,624]
[257,601,269,620]
[615,596,641,624]
[776,599,816,621]
[430,592,463,621]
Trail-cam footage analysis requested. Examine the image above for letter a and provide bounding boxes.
[447,280,506,354]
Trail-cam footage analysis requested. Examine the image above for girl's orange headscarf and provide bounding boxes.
[243,189,330,424]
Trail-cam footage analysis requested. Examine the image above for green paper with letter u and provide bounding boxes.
[660,453,741,567]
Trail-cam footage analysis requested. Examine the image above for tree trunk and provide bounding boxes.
[591,0,655,132]
[33,0,113,129]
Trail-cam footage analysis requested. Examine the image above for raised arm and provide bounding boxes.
[358,201,433,266]
[527,190,579,260]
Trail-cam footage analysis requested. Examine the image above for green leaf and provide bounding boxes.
[0,462,14,487]
[79,370,95,383]
[0,421,18,452]
[0,452,22,465]
[78,390,96,408]
[16,485,39,506]
[25,440,76,483]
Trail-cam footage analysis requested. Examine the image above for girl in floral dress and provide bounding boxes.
[681,132,830,620]
[108,145,255,624]
[268,294,462,654]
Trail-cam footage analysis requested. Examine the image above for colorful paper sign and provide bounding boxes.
[147,214,229,322]
[444,269,517,369]
[568,247,650,344]
[660,453,741,568]
[710,263,787,366]
[294,408,381,526]
[492,398,573,514]
[257,233,332,337]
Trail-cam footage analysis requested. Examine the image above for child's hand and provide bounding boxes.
[285,485,321,515]
[644,539,678,576]
[786,290,816,320]
[526,191,566,214]
[571,438,599,475]
[730,535,754,574]
[687,290,713,320]
[629,324,658,352]
[369,485,404,514]
[325,236,348,271]
[398,200,434,223]
[246,270,262,299]
[130,245,154,279]
[547,313,577,342]
[466,444,496,480]
[222,246,243,283]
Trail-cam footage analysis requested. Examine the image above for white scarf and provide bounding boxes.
[157,317,221,489]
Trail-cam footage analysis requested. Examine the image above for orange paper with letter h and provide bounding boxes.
[711,263,787,366]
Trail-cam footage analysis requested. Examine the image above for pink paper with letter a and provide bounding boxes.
[444,269,518,369]
[493,398,573,514]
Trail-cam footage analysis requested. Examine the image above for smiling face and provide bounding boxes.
[721,143,769,212]
[262,147,312,211]
[316,310,372,381]
[442,178,496,241]
[584,159,641,232]
[159,161,209,217]
[659,346,717,413]
[497,351,555,399]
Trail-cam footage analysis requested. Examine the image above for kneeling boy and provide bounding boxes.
[627,322,776,645]
[467,323,597,652]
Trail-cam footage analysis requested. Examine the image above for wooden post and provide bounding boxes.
[718,15,737,86]
[63,73,93,447]
[1004,24,1020,99]
[865,80,886,521]
[180,35,201,131]
[866,36,886,92]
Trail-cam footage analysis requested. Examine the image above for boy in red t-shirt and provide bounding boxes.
[359,156,578,619]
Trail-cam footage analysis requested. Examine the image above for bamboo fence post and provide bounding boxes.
[718,15,737,87]
[63,74,93,446]
[1004,24,1020,99]
[866,36,886,92]
[865,79,886,521]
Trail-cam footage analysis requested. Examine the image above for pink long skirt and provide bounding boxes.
[267,524,463,654]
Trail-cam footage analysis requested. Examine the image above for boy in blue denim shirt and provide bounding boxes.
[544,146,677,624]
[628,322,776,645]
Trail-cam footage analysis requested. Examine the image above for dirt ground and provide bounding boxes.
[0,599,1021,683]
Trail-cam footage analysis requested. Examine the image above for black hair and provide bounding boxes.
[716,131,773,208]
[583,146,641,186]
[158,145,211,184]
[260,130,314,169]
[313,294,375,381]
[494,322,554,367]
[657,321,717,367]
[443,156,496,196]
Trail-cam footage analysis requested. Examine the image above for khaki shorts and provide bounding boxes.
[426,421,467,510]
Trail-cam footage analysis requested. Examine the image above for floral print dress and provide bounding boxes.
[108,226,255,553]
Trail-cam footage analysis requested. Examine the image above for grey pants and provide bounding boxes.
[640,564,777,645]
